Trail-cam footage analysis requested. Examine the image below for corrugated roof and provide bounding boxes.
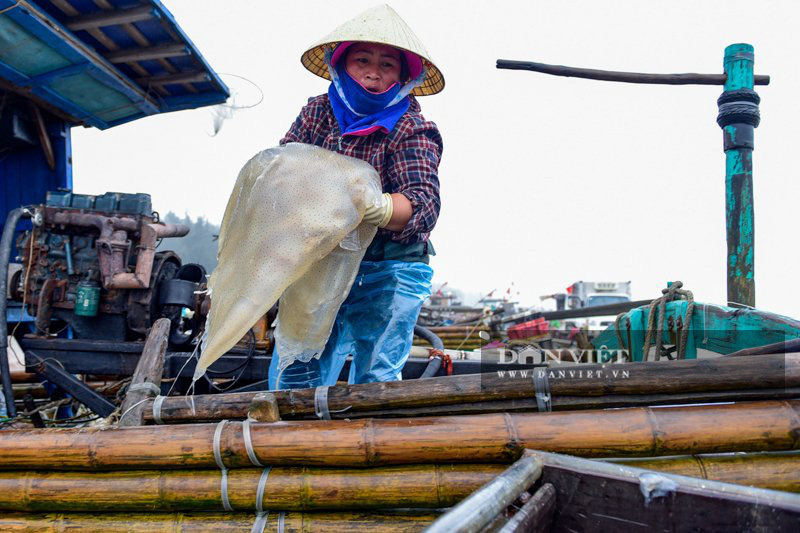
[0,0,229,128]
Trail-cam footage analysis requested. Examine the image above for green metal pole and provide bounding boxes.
[718,44,760,308]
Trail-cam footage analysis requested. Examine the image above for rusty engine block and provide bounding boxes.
[10,190,205,344]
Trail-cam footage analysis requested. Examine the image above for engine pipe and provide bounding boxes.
[1,208,31,417]
[416,324,446,379]
[49,212,189,289]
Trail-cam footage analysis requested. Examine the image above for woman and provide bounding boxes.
[268,5,445,389]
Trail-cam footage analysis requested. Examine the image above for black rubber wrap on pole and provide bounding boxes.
[1,208,27,417]
[415,324,445,379]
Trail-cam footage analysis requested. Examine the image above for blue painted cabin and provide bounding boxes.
[0,0,228,234]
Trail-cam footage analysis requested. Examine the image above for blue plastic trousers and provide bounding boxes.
[269,260,433,389]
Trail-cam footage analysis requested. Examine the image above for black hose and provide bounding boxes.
[415,324,445,379]
[1,208,29,417]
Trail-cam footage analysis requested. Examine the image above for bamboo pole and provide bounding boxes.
[612,451,800,493]
[1,400,799,470]
[0,511,437,532]
[143,353,798,423]
[0,464,503,512]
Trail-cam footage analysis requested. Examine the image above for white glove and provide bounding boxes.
[363,193,394,228]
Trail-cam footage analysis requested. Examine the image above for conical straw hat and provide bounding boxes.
[301,4,444,96]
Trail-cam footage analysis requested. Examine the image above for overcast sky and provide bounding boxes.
[72,0,799,317]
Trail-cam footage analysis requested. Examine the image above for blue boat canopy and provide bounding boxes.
[0,0,229,129]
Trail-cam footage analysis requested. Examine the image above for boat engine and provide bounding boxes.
[9,190,205,344]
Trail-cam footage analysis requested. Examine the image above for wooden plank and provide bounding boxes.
[105,43,189,64]
[137,72,210,86]
[118,318,169,426]
[66,5,155,31]
[28,354,115,417]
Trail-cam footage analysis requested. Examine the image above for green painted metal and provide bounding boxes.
[74,280,100,317]
[593,301,800,361]
[722,44,756,307]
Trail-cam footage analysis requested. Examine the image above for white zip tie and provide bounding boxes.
[127,382,161,396]
[213,420,233,512]
[314,386,332,420]
[251,511,270,533]
[277,511,285,533]
[251,467,272,533]
[255,466,272,512]
[533,369,552,412]
[152,395,166,425]
[243,419,264,466]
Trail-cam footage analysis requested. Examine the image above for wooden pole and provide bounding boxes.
[425,456,542,533]
[118,318,169,427]
[143,353,798,423]
[0,511,438,532]
[613,451,800,493]
[0,464,502,512]
[496,59,770,86]
[720,44,759,307]
[497,483,556,533]
[261,387,800,420]
[145,386,800,423]
[1,400,799,470]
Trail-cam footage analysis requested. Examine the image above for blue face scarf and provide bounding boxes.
[327,52,424,137]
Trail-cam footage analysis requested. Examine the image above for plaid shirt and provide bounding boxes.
[280,94,442,244]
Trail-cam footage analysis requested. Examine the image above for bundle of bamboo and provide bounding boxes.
[3,324,798,531]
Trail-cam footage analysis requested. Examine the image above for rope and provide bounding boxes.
[532,369,552,412]
[213,420,233,512]
[117,398,151,424]
[640,281,695,361]
[243,418,264,466]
